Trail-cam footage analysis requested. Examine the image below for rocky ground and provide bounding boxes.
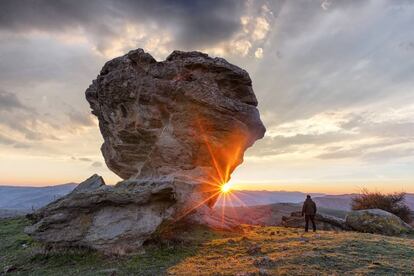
[2,217,414,275]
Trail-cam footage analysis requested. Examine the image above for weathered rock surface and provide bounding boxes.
[25,49,265,253]
[86,48,265,183]
[345,209,413,236]
[26,175,177,254]
[281,211,350,231]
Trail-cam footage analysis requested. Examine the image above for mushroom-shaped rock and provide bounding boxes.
[25,49,265,254]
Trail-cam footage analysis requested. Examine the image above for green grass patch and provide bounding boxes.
[2,217,414,275]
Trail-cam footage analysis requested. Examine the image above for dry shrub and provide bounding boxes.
[351,189,412,223]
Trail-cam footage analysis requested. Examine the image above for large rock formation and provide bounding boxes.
[25,49,265,254]
[87,49,264,182]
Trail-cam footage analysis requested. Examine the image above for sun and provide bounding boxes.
[221,182,232,193]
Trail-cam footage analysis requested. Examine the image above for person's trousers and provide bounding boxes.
[305,215,316,232]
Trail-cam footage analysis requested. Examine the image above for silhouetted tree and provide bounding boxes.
[352,189,412,223]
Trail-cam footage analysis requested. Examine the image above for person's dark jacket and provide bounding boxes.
[302,198,317,216]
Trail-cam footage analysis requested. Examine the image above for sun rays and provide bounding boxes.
[171,117,250,225]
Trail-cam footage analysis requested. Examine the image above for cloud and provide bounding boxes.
[78,157,92,162]
[248,105,414,163]
[254,0,414,126]
[91,161,103,168]
[321,0,332,11]
[0,0,246,56]
[0,88,64,145]
[204,1,279,58]
[255,48,264,59]
[67,110,95,127]
[0,133,15,145]
[0,89,39,139]
[13,143,31,149]
[0,89,29,111]
[1,0,414,185]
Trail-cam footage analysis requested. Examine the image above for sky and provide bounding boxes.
[0,0,413,194]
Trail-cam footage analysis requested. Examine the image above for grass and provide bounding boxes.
[1,217,414,275]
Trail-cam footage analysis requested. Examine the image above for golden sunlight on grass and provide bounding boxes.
[2,218,414,275]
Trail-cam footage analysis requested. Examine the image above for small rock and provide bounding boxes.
[3,265,17,274]
[258,268,271,276]
[227,239,236,244]
[247,244,262,255]
[269,231,275,236]
[253,256,277,267]
[98,268,118,275]
[235,272,255,276]
[241,236,250,242]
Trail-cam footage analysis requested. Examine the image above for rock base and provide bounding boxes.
[25,175,239,254]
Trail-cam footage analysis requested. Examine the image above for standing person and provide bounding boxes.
[302,195,317,232]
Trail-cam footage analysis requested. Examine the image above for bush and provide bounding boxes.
[351,189,412,223]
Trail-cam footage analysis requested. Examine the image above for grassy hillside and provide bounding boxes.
[1,217,414,275]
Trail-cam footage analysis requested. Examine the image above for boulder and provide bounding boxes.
[25,177,177,254]
[282,211,349,231]
[25,49,265,254]
[345,209,413,236]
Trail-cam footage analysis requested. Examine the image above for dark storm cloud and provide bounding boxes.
[0,0,245,49]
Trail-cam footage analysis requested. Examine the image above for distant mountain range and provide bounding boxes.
[0,183,77,217]
[1,183,413,218]
[215,190,414,211]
